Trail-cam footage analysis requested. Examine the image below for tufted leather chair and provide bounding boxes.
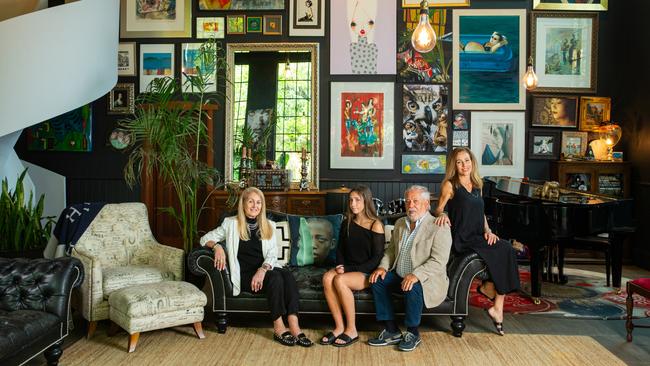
[70,202,184,338]
[0,257,84,366]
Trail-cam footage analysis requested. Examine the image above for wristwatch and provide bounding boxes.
[261,263,272,271]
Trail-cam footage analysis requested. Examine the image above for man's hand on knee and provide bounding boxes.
[370,267,387,283]
[401,274,419,291]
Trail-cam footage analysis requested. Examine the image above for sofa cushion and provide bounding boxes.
[0,309,60,359]
[288,214,344,266]
[285,266,373,301]
[275,221,291,267]
[108,281,207,318]
[103,265,174,299]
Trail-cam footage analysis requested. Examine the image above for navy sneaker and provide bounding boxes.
[397,331,421,352]
[367,329,402,346]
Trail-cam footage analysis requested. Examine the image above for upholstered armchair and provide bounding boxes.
[71,202,184,337]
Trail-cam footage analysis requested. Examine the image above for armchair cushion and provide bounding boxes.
[102,265,175,299]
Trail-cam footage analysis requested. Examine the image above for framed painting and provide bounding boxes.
[528,129,561,160]
[452,130,469,147]
[401,154,446,174]
[290,0,325,37]
[402,0,470,7]
[330,0,396,75]
[198,0,284,10]
[402,84,448,153]
[227,15,246,35]
[108,83,135,115]
[139,44,174,93]
[196,17,225,39]
[26,104,93,152]
[579,96,611,131]
[452,111,469,130]
[247,16,262,33]
[470,111,525,177]
[181,43,217,93]
[330,82,395,169]
[263,15,282,35]
[531,95,579,128]
[120,0,191,38]
[118,42,136,76]
[109,128,132,151]
[453,9,526,110]
[561,131,589,158]
[531,12,598,93]
[533,0,608,12]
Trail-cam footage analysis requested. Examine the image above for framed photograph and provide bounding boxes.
[452,111,469,130]
[330,82,395,169]
[118,42,136,76]
[402,0,470,7]
[470,111,526,177]
[196,17,225,39]
[108,83,135,115]
[330,0,396,75]
[453,9,526,110]
[198,0,284,10]
[452,130,469,147]
[120,0,191,38]
[533,0,608,12]
[227,15,246,35]
[402,84,448,153]
[528,129,561,160]
[263,15,282,35]
[290,0,325,37]
[109,128,132,150]
[531,95,579,128]
[181,43,217,93]
[579,96,611,131]
[401,154,446,174]
[532,12,598,93]
[139,44,174,93]
[561,131,589,158]
[247,16,262,33]
[26,104,93,152]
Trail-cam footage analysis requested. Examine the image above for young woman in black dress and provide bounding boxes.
[433,147,519,335]
[320,186,385,347]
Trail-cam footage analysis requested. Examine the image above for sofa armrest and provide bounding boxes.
[71,247,105,321]
[446,251,487,313]
[145,241,185,281]
[187,248,233,312]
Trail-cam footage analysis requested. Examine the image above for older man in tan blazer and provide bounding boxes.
[368,185,452,352]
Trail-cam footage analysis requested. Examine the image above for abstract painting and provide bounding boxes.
[401,154,446,174]
[402,84,448,152]
[181,43,217,93]
[120,0,191,38]
[27,104,92,152]
[196,17,225,39]
[140,44,174,93]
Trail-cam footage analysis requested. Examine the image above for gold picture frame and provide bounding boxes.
[533,0,608,12]
[579,96,611,132]
[263,15,283,35]
[402,0,470,7]
[108,83,135,115]
[561,131,589,159]
[120,0,192,38]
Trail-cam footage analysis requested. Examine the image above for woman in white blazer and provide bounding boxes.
[200,187,312,347]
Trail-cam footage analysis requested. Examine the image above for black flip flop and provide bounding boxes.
[273,331,296,346]
[319,331,339,345]
[332,333,359,347]
[477,285,496,302]
[296,333,313,347]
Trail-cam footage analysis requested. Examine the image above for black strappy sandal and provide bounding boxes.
[273,331,297,346]
[296,333,313,347]
[319,331,339,345]
[484,308,505,336]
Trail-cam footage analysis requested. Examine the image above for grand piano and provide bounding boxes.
[483,176,634,303]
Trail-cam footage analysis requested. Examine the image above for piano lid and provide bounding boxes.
[485,176,619,205]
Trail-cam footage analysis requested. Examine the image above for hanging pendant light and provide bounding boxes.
[523,56,539,90]
[411,0,436,53]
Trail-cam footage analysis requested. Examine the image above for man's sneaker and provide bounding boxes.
[397,331,421,352]
[367,329,402,346]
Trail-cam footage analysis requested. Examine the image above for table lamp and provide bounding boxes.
[596,122,622,161]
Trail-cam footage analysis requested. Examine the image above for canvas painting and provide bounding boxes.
[196,17,225,39]
[579,96,611,131]
[470,111,525,177]
[263,15,282,35]
[227,15,245,34]
[452,111,469,130]
[27,104,92,152]
[401,155,446,174]
[198,0,284,10]
[140,44,174,93]
[108,83,135,115]
[452,130,469,147]
[561,131,588,158]
[247,16,262,33]
[453,9,526,110]
[531,96,578,128]
[402,84,448,153]
[290,0,325,36]
[120,0,191,38]
[181,43,217,93]
[330,0,396,75]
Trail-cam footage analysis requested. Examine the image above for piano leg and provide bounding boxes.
[610,231,624,291]
[530,246,544,304]
[556,241,568,284]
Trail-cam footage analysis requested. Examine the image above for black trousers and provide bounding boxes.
[240,267,300,321]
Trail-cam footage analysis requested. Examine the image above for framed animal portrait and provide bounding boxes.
[118,42,136,76]
[531,95,579,128]
[533,0,608,12]
[108,83,135,115]
[330,82,395,169]
[528,129,561,160]
[290,0,325,37]
[196,17,225,39]
[402,84,449,153]
[561,131,589,158]
[531,12,598,93]
[579,96,611,131]
[120,0,191,38]
[263,15,282,35]
[470,111,525,177]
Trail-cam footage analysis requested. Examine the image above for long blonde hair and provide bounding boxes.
[444,147,483,191]
[237,187,273,241]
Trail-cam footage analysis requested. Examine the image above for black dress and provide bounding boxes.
[447,185,520,294]
[336,220,385,274]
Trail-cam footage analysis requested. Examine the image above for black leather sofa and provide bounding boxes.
[0,257,84,366]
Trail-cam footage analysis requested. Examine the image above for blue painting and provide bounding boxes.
[143,53,172,75]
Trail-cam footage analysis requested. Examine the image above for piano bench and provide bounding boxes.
[626,279,650,342]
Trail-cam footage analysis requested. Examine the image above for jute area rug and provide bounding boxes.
[61,326,624,366]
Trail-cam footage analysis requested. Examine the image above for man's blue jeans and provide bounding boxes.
[371,271,424,327]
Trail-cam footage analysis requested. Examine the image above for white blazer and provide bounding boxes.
[200,216,278,296]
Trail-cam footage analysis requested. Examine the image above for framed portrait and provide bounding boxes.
[118,42,136,76]
[452,130,469,147]
[198,0,284,10]
[181,43,217,93]
[531,12,598,93]
[263,15,283,35]
[227,15,246,35]
[531,95,579,128]
[290,0,325,37]
[402,0,470,7]
[561,131,589,158]
[196,17,225,39]
[452,111,469,130]
[108,83,135,115]
[533,0,608,12]
[470,111,525,177]
[26,104,93,152]
[120,0,191,38]
[528,129,561,160]
[247,16,262,33]
[453,9,526,110]
[402,84,448,153]
[330,0,396,75]
[579,96,611,131]
[330,82,395,169]
[401,155,446,174]
[139,44,174,93]
[109,128,132,151]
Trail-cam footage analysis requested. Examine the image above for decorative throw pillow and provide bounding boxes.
[384,224,394,247]
[274,221,291,267]
[287,214,344,266]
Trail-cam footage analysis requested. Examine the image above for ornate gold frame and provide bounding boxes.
[533,0,608,12]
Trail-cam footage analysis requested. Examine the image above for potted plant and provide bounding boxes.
[0,169,54,258]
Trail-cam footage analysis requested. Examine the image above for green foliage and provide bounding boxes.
[235,112,277,166]
[0,169,54,252]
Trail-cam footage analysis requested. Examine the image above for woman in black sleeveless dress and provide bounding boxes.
[433,147,519,335]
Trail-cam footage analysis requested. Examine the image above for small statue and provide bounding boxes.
[541,181,560,200]
[299,150,309,191]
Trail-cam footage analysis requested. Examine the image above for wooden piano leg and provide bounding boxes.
[611,231,624,291]
[530,247,543,303]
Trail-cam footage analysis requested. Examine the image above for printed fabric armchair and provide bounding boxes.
[71,202,184,337]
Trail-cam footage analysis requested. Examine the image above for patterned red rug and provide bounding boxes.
[469,267,650,320]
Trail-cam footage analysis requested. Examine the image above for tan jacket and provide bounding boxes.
[378,212,452,308]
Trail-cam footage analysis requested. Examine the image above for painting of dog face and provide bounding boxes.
[402,84,448,153]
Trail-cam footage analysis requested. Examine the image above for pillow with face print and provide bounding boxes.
[287,214,343,266]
